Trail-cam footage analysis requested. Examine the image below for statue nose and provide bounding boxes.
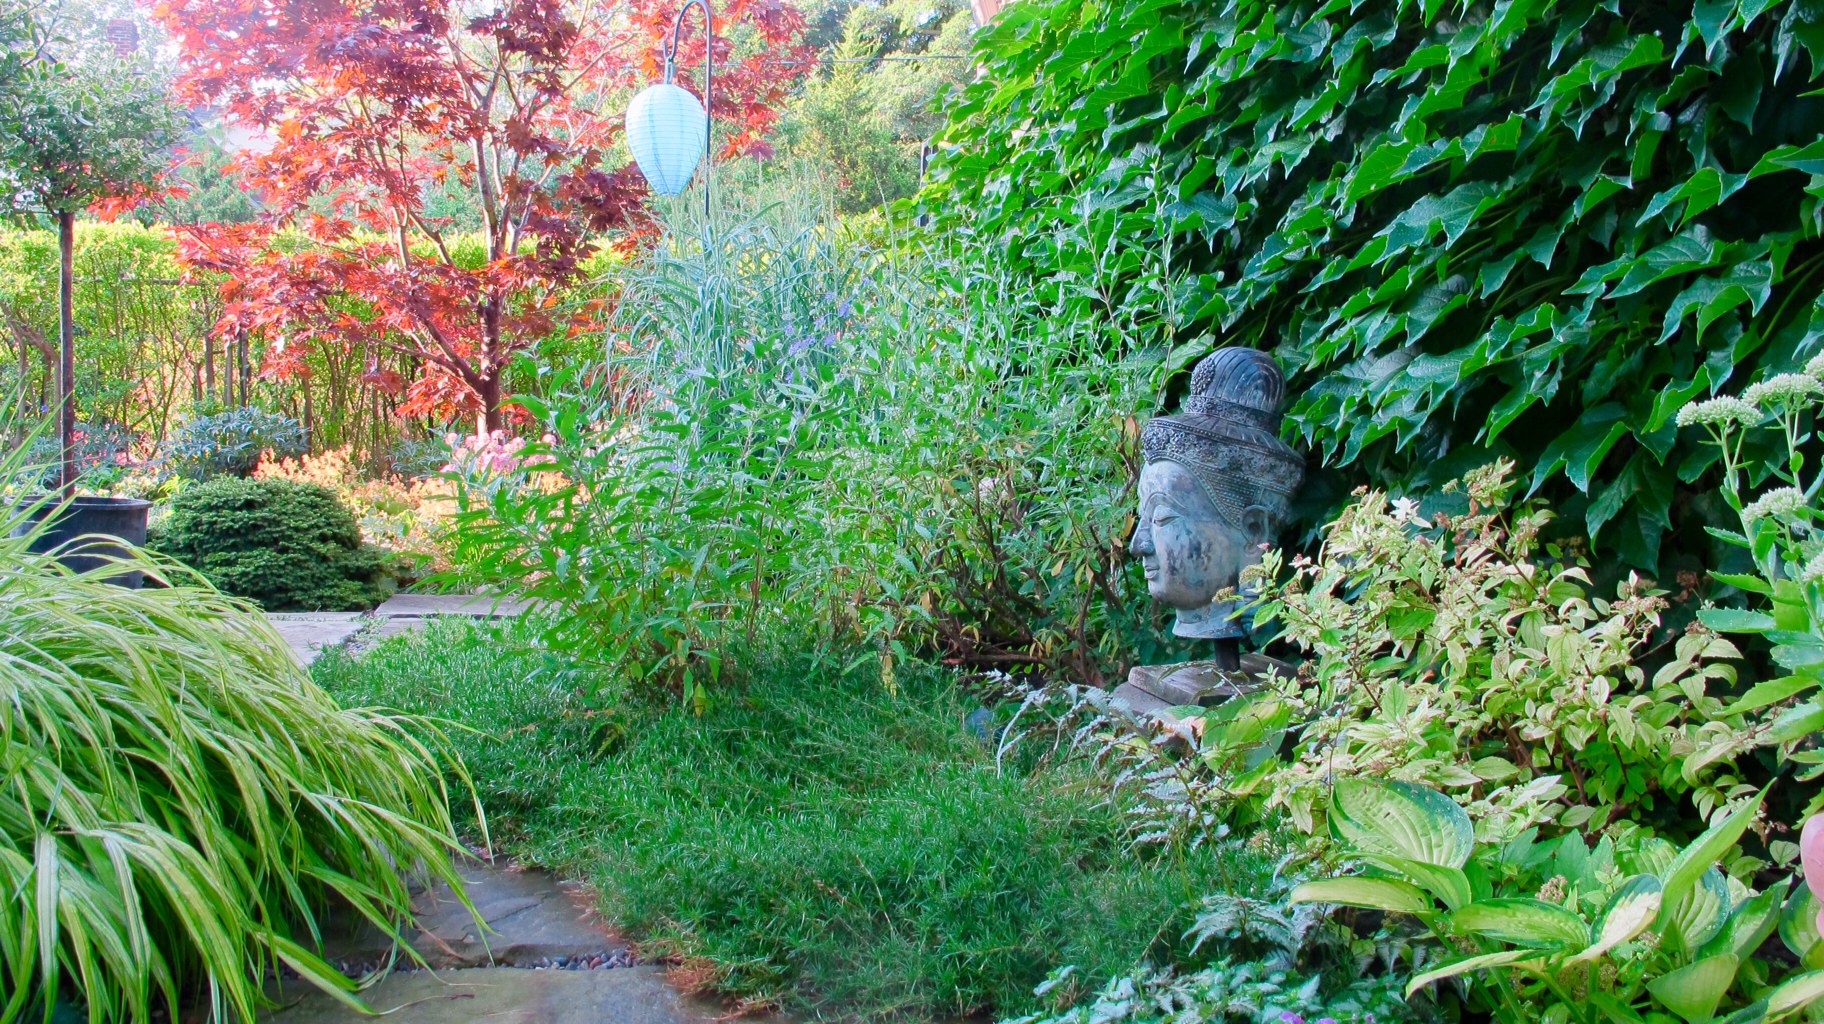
[1130,521,1153,557]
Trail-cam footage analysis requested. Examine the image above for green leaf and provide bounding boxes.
[1287,877,1433,915]
[1451,898,1589,948]
[1571,875,1664,962]
[1735,676,1820,715]
[1699,608,1778,634]
[1364,855,1473,909]
[1709,571,1774,595]
[1659,793,1766,932]
[1769,701,1824,743]
[1330,779,1473,869]
[1768,971,1824,1018]
[1781,886,1823,961]
[1648,953,1741,1023]
[1405,949,1540,997]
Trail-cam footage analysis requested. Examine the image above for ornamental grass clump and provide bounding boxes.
[0,432,480,1022]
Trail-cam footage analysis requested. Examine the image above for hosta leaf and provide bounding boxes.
[1664,868,1733,954]
[1659,792,1766,931]
[1769,970,1824,1018]
[1647,953,1740,1023]
[1364,855,1473,909]
[1450,898,1589,948]
[1330,779,1473,869]
[1404,949,1540,997]
[1288,877,1433,915]
[1571,875,1663,962]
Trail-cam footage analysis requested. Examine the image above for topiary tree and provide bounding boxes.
[152,478,394,611]
[0,1,181,491]
[922,0,1824,572]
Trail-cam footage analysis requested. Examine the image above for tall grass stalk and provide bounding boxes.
[448,173,1170,697]
[0,407,481,1022]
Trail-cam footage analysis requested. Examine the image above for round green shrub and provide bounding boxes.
[167,408,307,478]
[151,477,395,611]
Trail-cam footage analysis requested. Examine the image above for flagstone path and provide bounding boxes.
[263,862,754,1024]
[269,593,538,666]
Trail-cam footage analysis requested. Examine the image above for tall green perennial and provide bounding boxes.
[922,0,1824,568]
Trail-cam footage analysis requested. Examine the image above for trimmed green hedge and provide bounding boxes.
[151,478,394,611]
[923,0,1824,569]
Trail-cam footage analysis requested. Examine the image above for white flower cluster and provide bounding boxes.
[1806,353,1824,379]
[1800,551,1824,585]
[1743,486,1806,522]
[1744,372,1824,407]
[1675,396,1759,428]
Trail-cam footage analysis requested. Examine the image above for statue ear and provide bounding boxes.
[1240,505,1272,545]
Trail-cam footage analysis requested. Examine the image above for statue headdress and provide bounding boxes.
[1140,348,1303,531]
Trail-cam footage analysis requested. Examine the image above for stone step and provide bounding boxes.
[370,594,538,618]
[322,863,624,971]
[262,966,728,1024]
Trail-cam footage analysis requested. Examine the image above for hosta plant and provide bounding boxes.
[1681,359,1824,818]
[1292,780,1824,1024]
[0,415,480,1022]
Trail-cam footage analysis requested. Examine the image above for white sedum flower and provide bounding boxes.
[1806,353,1824,380]
[1675,396,1759,428]
[1743,486,1807,522]
[1744,373,1824,408]
[1800,551,1824,584]
[1389,495,1430,527]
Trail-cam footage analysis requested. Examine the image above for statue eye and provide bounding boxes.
[1152,509,1181,525]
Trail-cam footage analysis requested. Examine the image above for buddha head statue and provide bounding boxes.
[1130,348,1303,639]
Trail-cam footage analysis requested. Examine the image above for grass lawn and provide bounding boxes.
[311,619,1265,1021]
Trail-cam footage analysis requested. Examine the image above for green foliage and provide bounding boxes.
[773,0,975,212]
[154,133,261,226]
[0,223,224,444]
[167,407,307,478]
[1679,361,1824,818]
[310,619,1246,1019]
[1239,461,1767,838]
[153,477,394,611]
[0,3,180,214]
[0,409,477,1024]
[922,0,1824,569]
[1292,780,1824,1024]
[1009,876,1432,1024]
[444,183,1163,695]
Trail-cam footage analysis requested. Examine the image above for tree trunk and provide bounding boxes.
[57,210,76,496]
[476,371,502,434]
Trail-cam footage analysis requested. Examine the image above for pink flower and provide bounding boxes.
[445,432,462,447]
[1802,814,1824,935]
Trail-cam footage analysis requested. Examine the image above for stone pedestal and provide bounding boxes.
[1111,653,1292,718]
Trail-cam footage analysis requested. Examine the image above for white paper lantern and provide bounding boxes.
[626,82,707,197]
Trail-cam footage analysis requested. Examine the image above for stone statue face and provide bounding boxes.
[1130,460,1267,619]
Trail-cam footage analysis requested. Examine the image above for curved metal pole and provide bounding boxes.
[660,0,713,222]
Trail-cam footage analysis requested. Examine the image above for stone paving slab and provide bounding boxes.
[268,614,368,667]
[324,862,622,970]
[372,594,537,618]
[262,966,728,1024]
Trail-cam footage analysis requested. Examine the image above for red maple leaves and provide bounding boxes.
[154,0,808,428]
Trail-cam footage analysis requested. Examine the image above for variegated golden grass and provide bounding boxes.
[1,409,483,1022]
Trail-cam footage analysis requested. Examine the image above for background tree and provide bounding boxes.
[773,0,974,212]
[155,0,810,433]
[0,0,181,490]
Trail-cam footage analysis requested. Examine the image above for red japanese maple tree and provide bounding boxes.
[154,0,807,430]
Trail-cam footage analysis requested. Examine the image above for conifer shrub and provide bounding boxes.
[152,477,394,611]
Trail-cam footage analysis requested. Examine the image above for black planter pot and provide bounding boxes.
[12,496,154,589]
